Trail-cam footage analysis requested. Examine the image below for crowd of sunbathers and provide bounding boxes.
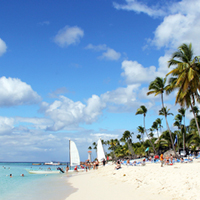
[113,152,200,169]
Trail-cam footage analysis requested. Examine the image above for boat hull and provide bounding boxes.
[26,170,60,174]
[67,169,84,173]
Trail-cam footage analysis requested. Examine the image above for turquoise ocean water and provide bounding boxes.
[0,162,75,200]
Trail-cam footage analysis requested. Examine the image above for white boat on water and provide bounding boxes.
[26,140,83,174]
[44,161,60,165]
[27,169,61,174]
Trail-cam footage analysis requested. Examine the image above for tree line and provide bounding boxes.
[88,43,200,159]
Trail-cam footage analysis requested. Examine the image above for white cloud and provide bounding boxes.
[100,48,121,61]
[86,44,121,61]
[101,84,139,105]
[54,26,84,47]
[114,0,200,54]
[0,117,15,135]
[38,21,50,26]
[0,76,41,107]
[85,44,107,51]
[121,60,159,84]
[49,87,69,98]
[41,95,106,131]
[90,133,120,140]
[151,13,200,50]
[113,0,166,17]
[0,38,7,56]
[16,117,53,130]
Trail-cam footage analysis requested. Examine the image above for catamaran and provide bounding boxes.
[97,138,106,162]
[26,140,83,174]
[67,139,84,173]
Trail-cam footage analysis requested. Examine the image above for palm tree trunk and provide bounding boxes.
[183,116,185,151]
[145,130,156,154]
[157,129,159,138]
[165,115,177,157]
[161,92,164,109]
[144,115,156,154]
[190,104,200,137]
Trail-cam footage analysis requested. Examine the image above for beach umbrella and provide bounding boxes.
[145,147,149,152]
[163,149,176,158]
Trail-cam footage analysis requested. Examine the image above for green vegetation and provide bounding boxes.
[88,43,200,159]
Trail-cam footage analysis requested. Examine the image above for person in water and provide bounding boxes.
[66,165,69,173]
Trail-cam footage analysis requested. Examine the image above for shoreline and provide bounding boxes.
[2,173,75,200]
[66,160,200,200]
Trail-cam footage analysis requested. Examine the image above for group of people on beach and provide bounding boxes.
[65,158,107,173]
[160,153,194,167]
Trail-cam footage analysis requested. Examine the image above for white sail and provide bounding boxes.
[97,139,106,162]
[70,140,80,166]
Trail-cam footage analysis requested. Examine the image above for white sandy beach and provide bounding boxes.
[66,160,200,200]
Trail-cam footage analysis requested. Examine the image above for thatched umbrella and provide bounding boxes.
[163,149,176,158]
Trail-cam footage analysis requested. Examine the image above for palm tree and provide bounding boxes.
[136,134,142,142]
[121,130,135,157]
[136,105,156,153]
[147,77,169,109]
[190,106,199,116]
[159,107,176,155]
[149,128,154,138]
[167,43,200,136]
[92,142,97,151]
[137,126,145,142]
[173,114,183,151]
[135,105,147,130]
[122,130,132,142]
[178,107,186,151]
[152,121,159,138]
[156,118,163,135]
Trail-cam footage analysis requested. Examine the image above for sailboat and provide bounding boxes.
[67,139,84,173]
[26,140,83,174]
[97,138,106,162]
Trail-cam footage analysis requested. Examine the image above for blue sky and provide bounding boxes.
[0,0,200,162]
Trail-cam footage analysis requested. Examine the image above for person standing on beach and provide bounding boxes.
[95,159,99,169]
[160,154,164,167]
[170,154,173,164]
[103,159,106,166]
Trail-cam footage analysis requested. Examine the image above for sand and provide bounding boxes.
[66,160,200,200]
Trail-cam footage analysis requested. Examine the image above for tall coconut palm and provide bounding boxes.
[147,77,169,109]
[135,105,147,130]
[156,118,163,134]
[149,128,154,138]
[152,121,159,138]
[137,126,145,142]
[173,114,183,151]
[122,130,132,142]
[159,107,176,155]
[92,142,97,151]
[121,130,135,157]
[136,105,156,153]
[137,134,142,142]
[178,107,186,151]
[167,43,200,136]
